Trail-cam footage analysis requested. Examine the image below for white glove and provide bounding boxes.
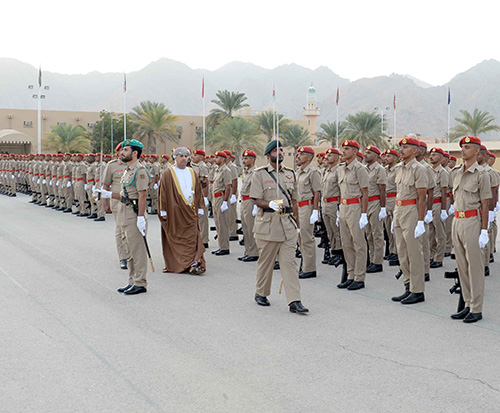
[496,202,500,213]
[42,179,46,185]
[12,175,15,179]
[297,228,301,234]
[95,188,112,198]
[49,181,52,186]
[17,173,20,178]
[268,200,280,212]
[336,214,339,227]
[198,208,204,215]
[204,197,209,207]
[230,194,237,204]
[136,216,146,236]
[479,229,489,249]
[160,210,167,217]
[221,201,229,212]
[391,221,394,234]
[66,182,71,188]
[37,179,40,184]
[32,177,35,182]
[414,220,425,238]
[84,184,88,191]
[440,209,448,221]
[378,207,387,221]
[359,213,368,229]
[489,211,495,223]
[448,204,455,216]
[153,183,158,190]
[56,181,59,187]
[310,209,319,224]
[424,210,433,224]
[92,185,95,192]
[252,204,258,217]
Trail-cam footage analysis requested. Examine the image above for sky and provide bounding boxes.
[2,0,499,86]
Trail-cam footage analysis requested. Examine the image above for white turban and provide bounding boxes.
[172,147,191,159]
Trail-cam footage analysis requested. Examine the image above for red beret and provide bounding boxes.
[193,149,206,156]
[480,144,487,151]
[365,145,381,155]
[325,148,340,155]
[316,152,326,158]
[385,149,399,157]
[398,137,420,147]
[115,142,123,152]
[297,146,315,155]
[242,149,257,158]
[215,151,227,158]
[341,140,360,149]
[88,153,95,157]
[459,136,481,147]
[161,154,170,159]
[443,152,450,158]
[76,153,84,157]
[64,152,72,156]
[450,155,457,161]
[487,152,495,159]
[430,147,444,155]
[223,150,232,157]
[357,151,365,158]
[151,154,158,159]
[418,141,427,149]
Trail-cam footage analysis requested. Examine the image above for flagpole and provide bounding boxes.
[37,66,42,152]
[202,76,206,152]
[335,86,339,148]
[447,86,451,153]
[123,71,127,140]
[274,84,279,200]
[393,92,397,148]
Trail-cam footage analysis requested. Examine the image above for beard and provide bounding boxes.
[270,155,284,164]
[121,153,132,162]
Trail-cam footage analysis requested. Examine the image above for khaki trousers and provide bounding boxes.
[241,199,258,257]
[322,202,341,250]
[445,196,453,253]
[64,183,74,209]
[199,211,209,244]
[255,236,301,305]
[122,220,148,288]
[429,203,446,262]
[339,204,367,282]
[213,196,230,250]
[452,216,484,312]
[298,203,316,273]
[393,205,425,293]
[229,201,237,237]
[75,183,86,213]
[366,201,384,265]
[87,188,97,214]
[384,207,397,255]
[491,219,497,256]
[421,222,431,273]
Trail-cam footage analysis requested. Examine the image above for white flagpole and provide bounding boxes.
[274,85,279,200]
[336,106,339,149]
[202,76,206,152]
[447,86,451,153]
[123,71,127,140]
[393,92,397,148]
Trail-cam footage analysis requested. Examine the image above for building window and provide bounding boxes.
[87,123,95,128]
[195,126,202,131]
[23,121,33,127]
[176,125,183,131]
[57,122,66,126]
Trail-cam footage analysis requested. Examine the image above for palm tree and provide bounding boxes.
[209,117,263,164]
[43,124,91,153]
[317,121,348,147]
[207,90,249,128]
[254,110,291,142]
[344,111,388,149]
[130,101,179,154]
[281,124,312,167]
[450,108,500,141]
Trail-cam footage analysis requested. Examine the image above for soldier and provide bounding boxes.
[356,151,365,164]
[98,139,150,295]
[191,149,210,248]
[384,149,399,261]
[93,153,106,222]
[487,151,499,259]
[223,150,239,241]
[321,148,342,264]
[337,140,369,290]
[442,152,454,257]
[211,151,232,255]
[391,137,428,305]
[239,149,259,262]
[250,140,308,314]
[428,148,450,268]
[295,146,321,279]
[449,136,491,323]
[316,152,326,176]
[85,153,98,219]
[364,145,387,273]
[206,155,215,218]
[73,154,88,216]
[103,142,130,269]
[61,152,74,212]
[150,154,160,214]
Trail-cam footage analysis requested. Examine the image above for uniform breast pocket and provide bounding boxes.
[254,213,272,235]
[347,174,359,185]
[402,174,415,186]
[264,184,277,198]
[463,179,479,195]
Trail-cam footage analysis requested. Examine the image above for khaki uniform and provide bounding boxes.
[429,164,449,262]
[212,164,232,251]
[56,161,65,207]
[444,165,454,254]
[451,162,491,312]
[321,164,341,251]
[241,165,259,257]
[191,161,210,245]
[296,164,322,273]
[250,164,301,304]
[480,164,500,264]
[228,162,239,237]
[62,161,74,210]
[385,164,398,255]
[103,159,130,261]
[86,161,97,215]
[118,161,150,288]
[420,160,435,274]
[338,159,369,282]
[490,168,500,257]
[366,162,387,265]
[393,159,428,293]
[73,162,87,213]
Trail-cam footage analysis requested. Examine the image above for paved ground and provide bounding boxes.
[1,194,500,412]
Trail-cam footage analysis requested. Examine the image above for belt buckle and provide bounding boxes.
[342,199,347,205]
[396,200,402,207]
[458,211,465,218]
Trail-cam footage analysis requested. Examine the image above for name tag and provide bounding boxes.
[265,180,274,184]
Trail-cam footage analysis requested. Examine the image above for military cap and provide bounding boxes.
[161,154,170,159]
[193,149,206,156]
[459,136,481,147]
[430,147,444,155]
[88,153,95,157]
[297,146,315,155]
[487,151,495,159]
[443,152,450,158]
[385,149,399,157]
[366,145,381,155]
[214,151,227,158]
[398,137,420,147]
[76,153,84,157]
[316,152,326,158]
[242,149,257,158]
[341,140,360,149]
[122,139,144,149]
[325,148,340,155]
[223,150,232,157]
[357,151,365,158]
[264,140,283,156]
[151,154,158,159]
[450,155,457,161]
[115,142,123,152]
[64,152,72,156]
[418,140,428,149]
[480,144,487,151]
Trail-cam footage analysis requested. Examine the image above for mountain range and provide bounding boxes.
[1,57,500,139]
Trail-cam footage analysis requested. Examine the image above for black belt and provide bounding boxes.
[263,207,293,214]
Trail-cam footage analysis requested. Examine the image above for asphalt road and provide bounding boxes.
[1,194,500,412]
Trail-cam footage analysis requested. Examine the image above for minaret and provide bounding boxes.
[302,84,321,139]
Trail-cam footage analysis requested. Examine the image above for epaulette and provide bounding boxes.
[255,165,268,171]
[452,165,461,171]
[108,159,118,164]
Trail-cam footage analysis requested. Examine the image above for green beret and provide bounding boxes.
[122,139,144,149]
[264,140,283,156]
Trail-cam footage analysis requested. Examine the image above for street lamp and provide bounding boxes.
[28,83,50,152]
[374,106,390,136]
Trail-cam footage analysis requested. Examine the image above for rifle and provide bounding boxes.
[317,200,331,263]
[444,268,465,313]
